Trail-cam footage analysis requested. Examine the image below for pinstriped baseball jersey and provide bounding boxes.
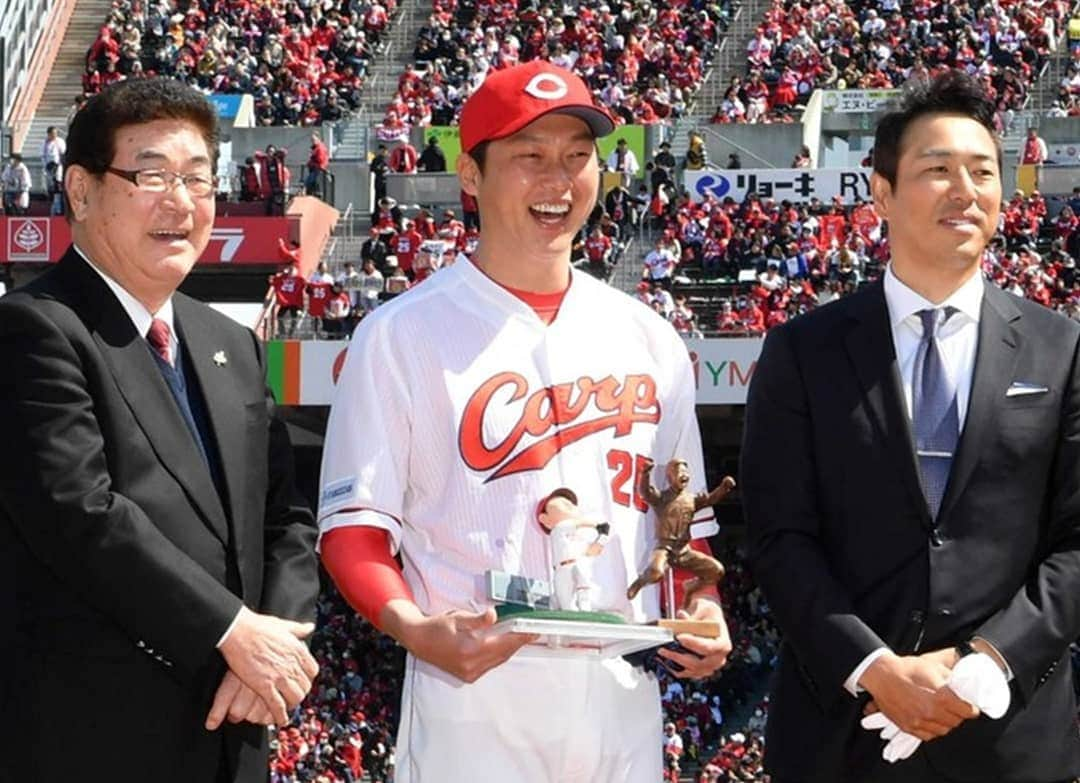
[318,257,713,623]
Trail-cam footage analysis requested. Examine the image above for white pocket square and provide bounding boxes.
[1005,382,1049,398]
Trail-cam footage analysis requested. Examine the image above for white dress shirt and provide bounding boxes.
[75,245,178,363]
[844,263,984,695]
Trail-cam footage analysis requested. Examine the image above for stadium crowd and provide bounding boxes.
[632,173,1080,337]
[375,0,736,140]
[268,590,403,783]
[713,0,1076,125]
[83,0,388,126]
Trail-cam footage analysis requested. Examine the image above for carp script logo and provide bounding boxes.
[459,372,661,482]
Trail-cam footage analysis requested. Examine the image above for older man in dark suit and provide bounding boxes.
[742,70,1080,782]
[0,78,320,782]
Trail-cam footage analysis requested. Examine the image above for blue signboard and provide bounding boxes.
[209,93,243,122]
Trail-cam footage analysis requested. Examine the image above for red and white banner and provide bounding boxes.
[2,216,292,264]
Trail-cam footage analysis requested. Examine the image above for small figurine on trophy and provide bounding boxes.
[627,458,736,608]
[536,488,611,612]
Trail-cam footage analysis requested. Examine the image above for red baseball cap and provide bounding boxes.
[459,61,615,153]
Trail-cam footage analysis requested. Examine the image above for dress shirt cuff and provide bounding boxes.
[972,635,1014,682]
[215,607,243,649]
[845,646,890,696]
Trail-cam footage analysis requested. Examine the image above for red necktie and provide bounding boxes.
[147,318,172,366]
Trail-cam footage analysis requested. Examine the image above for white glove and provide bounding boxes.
[860,652,1011,763]
[948,652,1010,719]
[861,711,920,763]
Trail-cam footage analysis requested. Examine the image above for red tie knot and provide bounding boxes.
[147,318,172,365]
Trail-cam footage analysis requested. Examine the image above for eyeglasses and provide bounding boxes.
[106,167,217,198]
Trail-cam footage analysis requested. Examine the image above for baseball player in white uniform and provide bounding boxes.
[318,60,731,783]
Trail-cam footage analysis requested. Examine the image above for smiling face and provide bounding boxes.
[67,118,215,312]
[458,112,599,290]
[871,112,1000,292]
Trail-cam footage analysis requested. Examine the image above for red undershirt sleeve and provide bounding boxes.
[321,526,414,630]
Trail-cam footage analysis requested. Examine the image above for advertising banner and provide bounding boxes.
[685,338,763,405]
[821,89,899,114]
[265,337,766,407]
[685,168,873,204]
[1,216,292,264]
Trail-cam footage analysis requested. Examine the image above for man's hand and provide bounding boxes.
[657,598,732,679]
[217,606,319,725]
[860,650,978,741]
[205,670,275,730]
[380,600,538,683]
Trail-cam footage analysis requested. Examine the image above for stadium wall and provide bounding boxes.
[1,0,73,151]
[264,338,764,407]
[697,123,804,171]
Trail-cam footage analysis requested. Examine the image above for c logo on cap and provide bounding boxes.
[524,73,569,101]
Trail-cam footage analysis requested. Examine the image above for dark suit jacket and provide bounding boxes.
[0,249,319,782]
[742,279,1080,782]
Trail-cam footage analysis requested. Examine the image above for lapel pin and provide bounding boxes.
[213,351,228,366]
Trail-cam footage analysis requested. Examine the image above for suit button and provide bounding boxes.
[930,530,943,547]
[136,640,146,649]
[938,608,953,617]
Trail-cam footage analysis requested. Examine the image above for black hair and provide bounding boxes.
[468,140,490,174]
[66,77,219,179]
[873,69,1000,188]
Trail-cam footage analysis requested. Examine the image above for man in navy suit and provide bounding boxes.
[0,78,320,782]
[742,70,1080,782]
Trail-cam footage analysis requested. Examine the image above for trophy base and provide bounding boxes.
[657,618,722,638]
[490,613,675,658]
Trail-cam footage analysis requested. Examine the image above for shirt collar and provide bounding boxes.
[74,244,175,339]
[883,262,983,329]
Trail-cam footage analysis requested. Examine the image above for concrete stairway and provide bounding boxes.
[1029,18,1077,116]
[22,0,112,160]
[668,0,765,166]
[335,0,426,158]
[361,0,427,114]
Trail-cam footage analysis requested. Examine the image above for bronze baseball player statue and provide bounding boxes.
[627,458,735,608]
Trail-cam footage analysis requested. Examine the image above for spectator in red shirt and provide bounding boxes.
[390,220,422,279]
[716,299,740,332]
[88,26,120,69]
[323,282,354,337]
[436,209,466,250]
[584,225,614,279]
[736,296,765,334]
[305,132,330,199]
[1053,205,1078,241]
[306,276,334,336]
[850,198,881,243]
[269,263,306,337]
[388,139,417,173]
[256,145,291,214]
[1020,126,1048,164]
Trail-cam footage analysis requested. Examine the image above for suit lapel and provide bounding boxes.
[60,251,231,544]
[844,281,932,529]
[937,285,1021,522]
[174,296,247,559]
